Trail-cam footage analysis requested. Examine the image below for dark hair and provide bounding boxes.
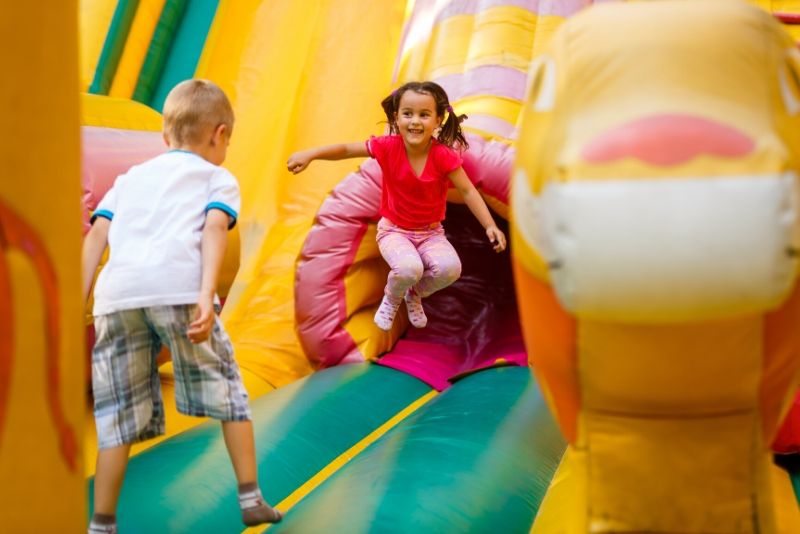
[380,81,469,150]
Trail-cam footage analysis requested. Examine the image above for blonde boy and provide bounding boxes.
[82,79,281,533]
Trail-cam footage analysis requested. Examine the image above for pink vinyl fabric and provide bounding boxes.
[294,135,518,385]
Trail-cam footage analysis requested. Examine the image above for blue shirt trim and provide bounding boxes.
[169,149,199,157]
[90,209,114,223]
[206,202,238,229]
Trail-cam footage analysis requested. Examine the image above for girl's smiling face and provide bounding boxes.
[395,90,441,151]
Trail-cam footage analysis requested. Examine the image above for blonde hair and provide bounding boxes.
[162,79,234,145]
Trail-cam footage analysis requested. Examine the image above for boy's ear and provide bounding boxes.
[211,123,228,145]
[162,131,171,147]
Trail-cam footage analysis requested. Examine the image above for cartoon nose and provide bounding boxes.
[582,114,754,166]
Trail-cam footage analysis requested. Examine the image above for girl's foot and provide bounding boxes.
[404,288,427,328]
[374,295,401,331]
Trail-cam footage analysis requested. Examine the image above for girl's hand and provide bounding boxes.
[486,226,507,253]
[287,151,312,174]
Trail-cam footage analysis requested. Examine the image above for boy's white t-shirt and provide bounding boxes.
[91,150,240,316]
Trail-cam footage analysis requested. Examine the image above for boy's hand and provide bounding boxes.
[187,295,215,344]
[287,151,312,174]
[486,226,507,253]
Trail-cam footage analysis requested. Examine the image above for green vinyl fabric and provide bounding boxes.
[88,0,140,95]
[148,0,219,111]
[271,366,566,534]
[131,0,187,106]
[87,364,431,533]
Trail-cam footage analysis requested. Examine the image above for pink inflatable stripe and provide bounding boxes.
[379,326,527,391]
[435,66,527,102]
[462,133,514,206]
[435,0,592,21]
[295,160,384,367]
[462,114,517,140]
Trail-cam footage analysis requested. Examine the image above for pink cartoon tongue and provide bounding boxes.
[582,114,754,166]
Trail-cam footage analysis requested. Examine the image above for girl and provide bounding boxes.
[287,81,506,331]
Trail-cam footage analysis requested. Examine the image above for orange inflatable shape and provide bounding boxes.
[0,201,77,473]
[513,2,800,532]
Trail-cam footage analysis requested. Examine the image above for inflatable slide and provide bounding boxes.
[3,0,800,532]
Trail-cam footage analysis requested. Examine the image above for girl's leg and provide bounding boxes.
[375,227,424,330]
[414,233,462,298]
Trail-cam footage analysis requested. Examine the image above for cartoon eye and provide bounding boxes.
[778,47,800,115]
[527,55,556,112]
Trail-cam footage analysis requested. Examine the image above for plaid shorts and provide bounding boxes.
[92,304,252,449]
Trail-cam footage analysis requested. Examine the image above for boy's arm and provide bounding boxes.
[287,142,369,174]
[187,209,229,344]
[81,217,110,303]
[448,167,507,253]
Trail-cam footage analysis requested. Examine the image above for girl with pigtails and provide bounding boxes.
[287,81,506,331]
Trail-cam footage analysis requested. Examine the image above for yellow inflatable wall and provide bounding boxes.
[203,0,408,387]
[0,2,85,531]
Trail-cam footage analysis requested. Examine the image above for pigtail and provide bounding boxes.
[380,91,399,134]
[437,106,469,151]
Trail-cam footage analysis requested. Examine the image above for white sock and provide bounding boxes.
[374,295,401,331]
[238,487,264,510]
[88,518,117,534]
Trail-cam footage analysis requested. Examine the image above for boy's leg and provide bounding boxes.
[93,444,132,515]
[153,305,280,525]
[91,309,164,532]
[90,445,129,532]
[221,420,257,483]
[376,223,424,330]
[222,420,282,525]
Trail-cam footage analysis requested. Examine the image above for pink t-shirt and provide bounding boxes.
[367,134,463,229]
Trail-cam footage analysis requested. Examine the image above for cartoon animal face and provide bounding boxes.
[513,1,800,323]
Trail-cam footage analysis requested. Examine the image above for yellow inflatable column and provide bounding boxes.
[199,0,406,386]
[0,2,84,531]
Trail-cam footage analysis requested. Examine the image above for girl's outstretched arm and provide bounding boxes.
[287,142,369,174]
[448,167,507,252]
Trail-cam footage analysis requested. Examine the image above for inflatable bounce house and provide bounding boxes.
[2,0,800,532]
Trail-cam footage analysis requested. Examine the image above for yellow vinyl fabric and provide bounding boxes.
[108,0,167,98]
[325,2,575,365]
[81,92,163,131]
[199,0,407,387]
[79,0,118,91]
[513,1,800,532]
[0,2,85,530]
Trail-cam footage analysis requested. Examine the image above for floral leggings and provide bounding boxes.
[376,217,462,304]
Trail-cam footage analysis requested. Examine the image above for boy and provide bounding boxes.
[82,79,281,533]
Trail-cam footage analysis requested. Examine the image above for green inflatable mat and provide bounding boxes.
[87,363,431,532]
[270,366,566,533]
